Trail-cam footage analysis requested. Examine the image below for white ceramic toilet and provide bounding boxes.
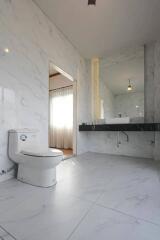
[8,129,63,187]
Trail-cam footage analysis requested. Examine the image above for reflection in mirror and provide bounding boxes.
[100,46,144,124]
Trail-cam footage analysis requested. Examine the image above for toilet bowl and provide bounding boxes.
[8,129,63,187]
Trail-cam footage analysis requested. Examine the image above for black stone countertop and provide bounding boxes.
[79,123,160,131]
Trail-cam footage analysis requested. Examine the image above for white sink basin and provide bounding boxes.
[105,117,130,124]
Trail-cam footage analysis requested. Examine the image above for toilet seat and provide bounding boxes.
[21,149,63,157]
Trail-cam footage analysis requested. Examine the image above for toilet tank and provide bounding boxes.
[8,129,39,158]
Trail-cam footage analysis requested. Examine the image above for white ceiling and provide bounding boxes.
[34,0,160,58]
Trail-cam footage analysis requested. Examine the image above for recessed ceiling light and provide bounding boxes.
[4,48,10,53]
[88,0,96,6]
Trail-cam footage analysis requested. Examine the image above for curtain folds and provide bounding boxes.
[49,86,73,149]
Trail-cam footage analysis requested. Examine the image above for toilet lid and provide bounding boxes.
[21,149,63,157]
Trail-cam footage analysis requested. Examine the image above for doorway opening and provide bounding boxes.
[49,62,76,160]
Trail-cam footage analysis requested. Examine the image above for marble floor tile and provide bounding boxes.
[69,205,160,240]
[0,153,160,240]
[55,156,109,202]
[97,176,160,225]
[56,168,106,202]
[56,153,160,202]
[0,179,48,215]
[0,188,92,240]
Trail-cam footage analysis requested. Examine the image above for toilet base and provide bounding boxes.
[17,164,57,187]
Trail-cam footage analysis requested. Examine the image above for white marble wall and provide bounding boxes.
[144,42,160,123]
[144,42,160,160]
[0,0,90,182]
[87,131,155,159]
[144,43,155,123]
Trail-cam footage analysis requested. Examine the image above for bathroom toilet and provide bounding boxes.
[8,129,63,187]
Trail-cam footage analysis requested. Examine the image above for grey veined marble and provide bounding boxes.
[0,152,160,240]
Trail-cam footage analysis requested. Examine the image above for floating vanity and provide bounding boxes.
[79,123,160,132]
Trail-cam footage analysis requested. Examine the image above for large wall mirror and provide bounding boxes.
[100,46,144,123]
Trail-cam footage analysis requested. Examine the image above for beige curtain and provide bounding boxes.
[49,86,73,149]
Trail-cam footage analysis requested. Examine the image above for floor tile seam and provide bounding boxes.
[0,225,17,240]
[0,195,98,240]
[65,200,99,240]
[0,193,99,240]
[68,191,106,205]
[95,202,160,227]
[64,190,106,240]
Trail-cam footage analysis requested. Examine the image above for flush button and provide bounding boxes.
[20,134,27,141]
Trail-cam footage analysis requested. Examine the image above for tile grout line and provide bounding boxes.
[95,202,160,227]
[66,190,160,240]
[65,203,95,240]
[66,190,105,240]
[0,225,17,240]
[64,189,160,228]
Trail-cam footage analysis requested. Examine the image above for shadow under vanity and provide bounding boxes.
[79,43,160,160]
